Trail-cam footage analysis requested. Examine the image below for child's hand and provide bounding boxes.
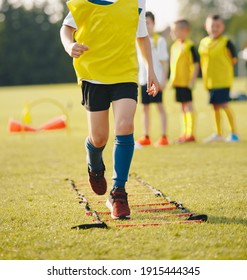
[147,84,158,96]
[67,42,89,58]
[146,71,160,97]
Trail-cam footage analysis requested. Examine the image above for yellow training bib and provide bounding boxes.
[67,0,139,84]
[199,35,234,89]
[170,39,195,87]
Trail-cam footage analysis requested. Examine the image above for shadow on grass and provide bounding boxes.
[208,216,247,226]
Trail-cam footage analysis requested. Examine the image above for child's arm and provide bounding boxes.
[189,45,200,89]
[137,36,160,96]
[189,63,200,89]
[227,40,238,65]
[159,60,169,90]
[157,37,169,90]
[60,25,89,58]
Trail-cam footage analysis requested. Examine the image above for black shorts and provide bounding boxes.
[141,84,162,104]
[81,81,138,112]
[175,87,192,103]
[209,88,230,104]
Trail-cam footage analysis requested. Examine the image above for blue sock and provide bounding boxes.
[85,137,105,172]
[112,134,135,188]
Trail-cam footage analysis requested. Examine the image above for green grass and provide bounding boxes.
[0,79,246,260]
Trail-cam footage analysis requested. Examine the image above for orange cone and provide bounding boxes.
[8,119,37,132]
[39,115,67,131]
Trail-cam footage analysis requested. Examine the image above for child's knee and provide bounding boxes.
[115,120,134,135]
[90,135,108,148]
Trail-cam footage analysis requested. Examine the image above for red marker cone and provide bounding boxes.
[39,115,67,131]
[8,119,37,132]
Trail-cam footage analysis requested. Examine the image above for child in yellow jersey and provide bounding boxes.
[60,0,159,220]
[170,19,200,143]
[199,14,239,143]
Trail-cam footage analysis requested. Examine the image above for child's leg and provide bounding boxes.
[181,103,188,137]
[156,102,167,136]
[142,104,150,137]
[112,98,136,188]
[136,104,151,146]
[222,103,237,134]
[183,102,195,137]
[85,110,109,195]
[137,85,151,145]
[85,110,109,171]
[213,104,222,135]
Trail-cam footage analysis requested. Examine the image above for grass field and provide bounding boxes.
[0,79,246,260]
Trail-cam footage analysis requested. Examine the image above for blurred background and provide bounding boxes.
[0,0,246,86]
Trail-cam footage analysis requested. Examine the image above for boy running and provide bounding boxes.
[60,0,159,219]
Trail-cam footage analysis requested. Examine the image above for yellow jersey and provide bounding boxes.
[170,39,196,87]
[67,0,139,84]
[199,35,234,89]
